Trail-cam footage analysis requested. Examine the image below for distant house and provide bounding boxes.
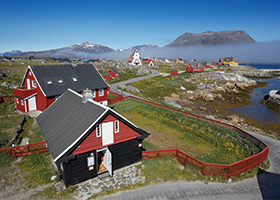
[103,73,112,79]
[127,48,142,65]
[107,69,120,78]
[185,61,204,73]
[176,58,183,64]
[171,70,178,76]
[36,89,150,186]
[13,64,109,113]
[142,59,154,67]
[219,57,238,66]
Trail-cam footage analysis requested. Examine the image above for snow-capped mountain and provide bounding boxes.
[0,50,22,56]
[117,44,160,52]
[20,41,115,57]
[69,41,115,53]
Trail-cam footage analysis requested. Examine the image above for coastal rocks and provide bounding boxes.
[262,90,280,111]
[226,115,246,124]
[239,70,280,78]
[203,94,214,102]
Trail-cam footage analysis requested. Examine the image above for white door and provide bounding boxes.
[27,79,31,89]
[28,96,37,112]
[102,121,114,146]
[103,149,112,176]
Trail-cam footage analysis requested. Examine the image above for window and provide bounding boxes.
[29,71,31,75]
[99,89,104,96]
[47,80,52,85]
[21,100,24,105]
[73,78,77,82]
[115,121,119,133]
[92,90,96,98]
[96,124,101,137]
[32,80,37,88]
[16,98,19,104]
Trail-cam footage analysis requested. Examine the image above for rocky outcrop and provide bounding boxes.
[262,90,280,111]
[164,99,182,109]
[118,84,140,93]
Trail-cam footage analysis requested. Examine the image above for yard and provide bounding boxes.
[113,99,259,165]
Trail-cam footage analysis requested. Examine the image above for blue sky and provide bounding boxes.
[0,0,280,52]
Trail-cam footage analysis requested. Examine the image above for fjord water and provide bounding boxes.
[233,63,280,124]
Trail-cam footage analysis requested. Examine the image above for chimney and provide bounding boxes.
[82,88,93,103]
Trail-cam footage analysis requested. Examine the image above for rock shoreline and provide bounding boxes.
[262,90,280,111]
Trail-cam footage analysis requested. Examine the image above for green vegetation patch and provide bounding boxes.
[114,99,258,164]
[43,185,77,199]
[128,74,195,102]
[18,152,54,187]
[0,151,15,168]
[0,101,16,115]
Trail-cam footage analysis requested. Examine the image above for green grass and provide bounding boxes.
[114,99,259,164]
[128,74,195,102]
[43,185,77,199]
[0,151,15,167]
[143,140,160,151]
[18,152,54,187]
[0,101,16,115]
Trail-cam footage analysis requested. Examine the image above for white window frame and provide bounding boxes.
[115,121,119,133]
[96,124,101,137]
[99,89,104,96]
[16,98,19,104]
[21,100,24,105]
[92,90,96,98]
[32,80,37,88]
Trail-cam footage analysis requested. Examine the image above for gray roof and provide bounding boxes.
[189,62,198,69]
[36,89,107,161]
[36,89,149,162]
[29,64,108,97]
[111,68,119,74]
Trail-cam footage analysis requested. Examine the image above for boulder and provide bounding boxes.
[232,89,239,94]
[137,68,150,76]
[203,94,214,102]
[126,85,140,93]
[164,100,182,109]
[226,115,245,124]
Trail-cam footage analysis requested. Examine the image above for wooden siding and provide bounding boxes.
[63,150,97,186]
[109,139,142,170]
[72,114,140,155]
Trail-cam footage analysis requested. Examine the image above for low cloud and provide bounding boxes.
[99,41,280,64]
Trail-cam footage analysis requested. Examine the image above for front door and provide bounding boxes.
[102,121,114,146]
[103,149,112,176]
[28,96,37,112]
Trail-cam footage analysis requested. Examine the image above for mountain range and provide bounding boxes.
[1,30,256,58]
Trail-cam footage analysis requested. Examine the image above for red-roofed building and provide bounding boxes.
[127,49,142,65]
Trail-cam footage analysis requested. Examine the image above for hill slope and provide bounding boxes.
[165,30,256,47]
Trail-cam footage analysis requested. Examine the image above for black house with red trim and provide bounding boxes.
[35,89,149,186]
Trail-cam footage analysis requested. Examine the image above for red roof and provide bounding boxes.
[127,48,137,62]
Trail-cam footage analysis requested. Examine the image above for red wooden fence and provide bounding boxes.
[110,89,269,178]
[0,141,48,158]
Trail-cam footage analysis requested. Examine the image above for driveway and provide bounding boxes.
[100,131,280,200]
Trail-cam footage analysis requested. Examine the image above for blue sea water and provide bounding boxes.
[232,63,280,124]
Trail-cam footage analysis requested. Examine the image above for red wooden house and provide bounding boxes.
[185,62,204,73]
[103,73,112,79]
[107,69,120,78]
[36,89,149,186]
[13,64,109,113]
